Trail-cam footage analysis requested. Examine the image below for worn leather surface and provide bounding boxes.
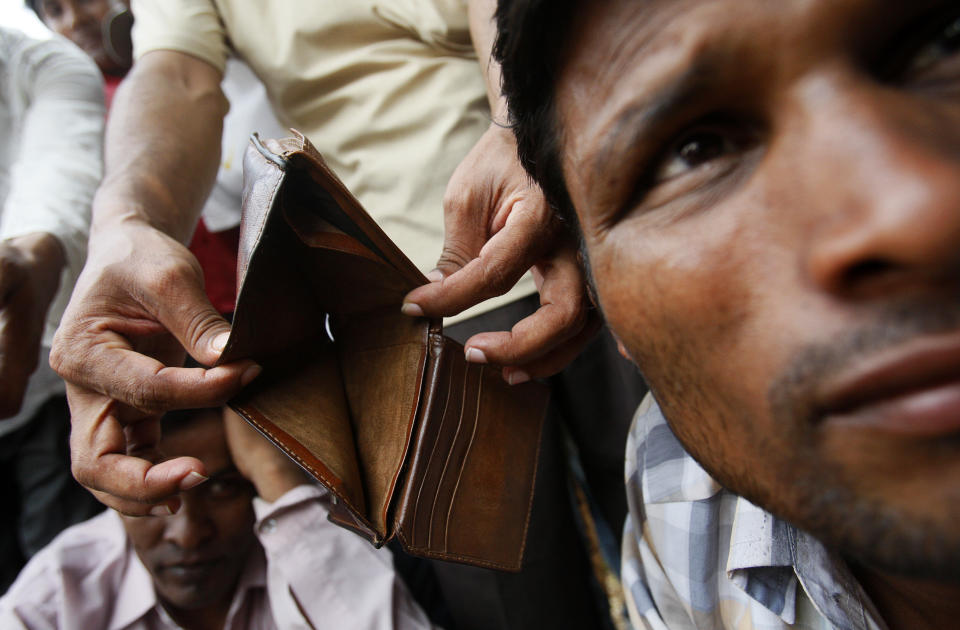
[220,131,547,570]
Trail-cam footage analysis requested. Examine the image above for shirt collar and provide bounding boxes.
[638,396,887,630]
[107,514,159,630]
[105,512,268,630]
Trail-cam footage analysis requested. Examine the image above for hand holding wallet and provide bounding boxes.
[218,131,549,571]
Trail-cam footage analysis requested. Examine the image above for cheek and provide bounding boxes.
[123,519,165,562]
[590,217,755,392]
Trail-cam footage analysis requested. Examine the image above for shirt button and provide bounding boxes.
[262,518,277,533]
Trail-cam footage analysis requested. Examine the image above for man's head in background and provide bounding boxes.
[120,407,257,624]
[496,0,960,583]
[28,0,132,76]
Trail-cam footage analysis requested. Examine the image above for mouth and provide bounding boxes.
[817,331,960,437]
[159,557,221,580]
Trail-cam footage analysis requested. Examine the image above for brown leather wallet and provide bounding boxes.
[218,131,548,571]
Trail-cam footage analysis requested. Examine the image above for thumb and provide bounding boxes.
[154,279,233,366]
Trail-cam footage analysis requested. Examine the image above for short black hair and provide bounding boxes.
[25,0,42,19]
[494,0,581,234]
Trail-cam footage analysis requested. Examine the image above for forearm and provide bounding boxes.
[94,50,228,244]
[468,0,508,120]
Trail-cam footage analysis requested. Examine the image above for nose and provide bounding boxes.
[162,494,214,550]
[789,71,960,299]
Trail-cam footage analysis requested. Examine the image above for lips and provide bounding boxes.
[817,331,960,437]
[158,554,222,578]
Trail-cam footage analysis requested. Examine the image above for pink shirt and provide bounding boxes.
[0,485,432,629]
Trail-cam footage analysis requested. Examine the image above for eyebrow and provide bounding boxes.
[205,464,242,480]
[592,56,723,182]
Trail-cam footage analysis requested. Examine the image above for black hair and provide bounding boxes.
[25,0,42,19]
[494,0,581,235]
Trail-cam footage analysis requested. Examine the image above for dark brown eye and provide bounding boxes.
[909,15,960,75]
[654,126,743,182]
[884,10,960,89]
[677,132,727,168]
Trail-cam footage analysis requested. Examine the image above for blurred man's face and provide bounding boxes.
[121,410,256,615]
[37,0,126,75]
[556,0,960,579]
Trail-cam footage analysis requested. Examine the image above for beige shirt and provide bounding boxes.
[131,0,535,322]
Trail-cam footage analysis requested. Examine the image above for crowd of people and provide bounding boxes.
[0,1,958,629]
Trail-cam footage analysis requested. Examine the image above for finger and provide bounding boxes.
[145,268,235,366]
[460,250,591,367]
[83,456,203,516]
[69,390,208,514]
[55,324,259,413]
[0,303,39,418]
[501,314,603,383]
[0,247,26,304]
[403,200,556,317]
[89,487,183,517]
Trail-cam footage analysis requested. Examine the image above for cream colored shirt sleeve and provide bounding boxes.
[130,0,230,72]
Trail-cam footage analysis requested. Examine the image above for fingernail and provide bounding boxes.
[241,364,262,387]
[212,331,230,353]
[426,269,444,283]
[506,369,531,386]
[180,471,208,491]
[465,347,487,364]
[150,504,174,517]
[401,302,424,317]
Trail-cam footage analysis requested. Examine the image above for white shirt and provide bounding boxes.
[0,484,434,629]
[0,27,104,434]
[0,26,103,347]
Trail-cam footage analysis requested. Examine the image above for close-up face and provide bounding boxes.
[121,410,256,614]
[557,0,960,579]
[37,0,127,75]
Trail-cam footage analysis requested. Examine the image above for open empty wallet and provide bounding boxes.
[217,131,549,571]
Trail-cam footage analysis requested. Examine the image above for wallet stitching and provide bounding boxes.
[443,363,483,551]
[427,357,468,550]
[411,356,453,545]
[393,529,520,572]
[237,405,374,537]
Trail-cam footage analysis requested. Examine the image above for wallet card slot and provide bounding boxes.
[395,336,548,571]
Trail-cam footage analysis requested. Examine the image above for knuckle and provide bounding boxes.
[478,258,514,296]
[435,243,474,272]
[137,257,201,310]
[126,378,170,414]
[441,185,477,216]
[181,309,222,355]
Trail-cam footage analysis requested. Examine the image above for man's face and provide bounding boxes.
[37,0,126,75]
[121,410,257,613]
[557,0,960,579]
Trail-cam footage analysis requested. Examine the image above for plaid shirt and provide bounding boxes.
[622,395,887,630]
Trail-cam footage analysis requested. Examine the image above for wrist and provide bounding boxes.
[250,465,309,503]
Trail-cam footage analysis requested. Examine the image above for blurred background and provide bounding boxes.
[0,0,49,38]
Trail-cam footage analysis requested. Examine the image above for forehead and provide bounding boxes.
[555,0,936,199]
[161,410,231,470]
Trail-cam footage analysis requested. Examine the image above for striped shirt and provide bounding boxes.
[622,395,886,630]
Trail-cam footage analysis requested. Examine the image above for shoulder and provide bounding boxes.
[0,511,129,626]
[0,28,102,104]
